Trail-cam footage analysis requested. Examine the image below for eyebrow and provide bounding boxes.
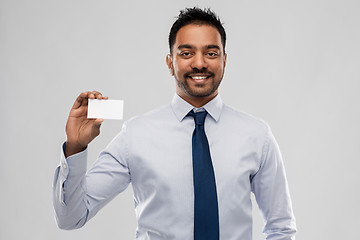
[177,44,221,51]
[177,44,193,50]
[206,45,220,50]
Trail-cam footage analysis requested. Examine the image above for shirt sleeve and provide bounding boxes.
[251,126,297,240]
[52,124,131,230]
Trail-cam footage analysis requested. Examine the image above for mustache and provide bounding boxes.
[184,68,215,78]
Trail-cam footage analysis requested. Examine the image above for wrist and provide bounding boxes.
[65,141,87,158]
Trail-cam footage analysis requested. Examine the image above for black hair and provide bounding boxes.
[168,7,226,54]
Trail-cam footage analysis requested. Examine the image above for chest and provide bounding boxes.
[127,120,262,194]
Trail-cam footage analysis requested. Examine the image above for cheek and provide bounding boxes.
[210,62,224,74]
[174,61,189,74]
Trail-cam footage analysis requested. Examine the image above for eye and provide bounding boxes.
[180,51,192,57]
[207,52,219,58]
[178,51,194,59]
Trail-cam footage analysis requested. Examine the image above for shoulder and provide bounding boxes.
[221,104,270,135]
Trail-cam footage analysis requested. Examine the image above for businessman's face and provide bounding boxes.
[166,24,227,106]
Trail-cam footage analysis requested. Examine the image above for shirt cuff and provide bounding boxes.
[60,142,88,179]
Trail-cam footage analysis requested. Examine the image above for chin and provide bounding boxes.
[188,89,216,98]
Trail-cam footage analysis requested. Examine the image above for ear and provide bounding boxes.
[223,53,227,68]
[166,54,174,76]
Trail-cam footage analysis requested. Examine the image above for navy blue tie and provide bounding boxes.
[188,110,219,240]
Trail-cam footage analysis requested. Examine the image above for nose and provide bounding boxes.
[190,53,208,69]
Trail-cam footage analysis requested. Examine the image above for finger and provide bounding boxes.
[80,91,93,106]
[88,91,96,100]
[72,92,89,109]
[92,119,104,137]
[94,118,104,126]
[103,96,109,100]
[91,90,103,100]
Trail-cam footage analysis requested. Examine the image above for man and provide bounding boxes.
[53,7,296,239]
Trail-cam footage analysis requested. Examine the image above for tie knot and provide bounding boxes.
[188,110,207,126]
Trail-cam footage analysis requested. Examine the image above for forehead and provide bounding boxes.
[174,24,223,50]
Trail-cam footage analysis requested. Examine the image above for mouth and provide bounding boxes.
[190,76,208,80]
[185,73,214,83]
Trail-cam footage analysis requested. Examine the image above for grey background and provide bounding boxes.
[1,0,359,239]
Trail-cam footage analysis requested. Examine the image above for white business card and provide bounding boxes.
[87,99,124,120]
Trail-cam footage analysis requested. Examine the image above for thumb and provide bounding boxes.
[91,118,104,138]
[94,118,104,127]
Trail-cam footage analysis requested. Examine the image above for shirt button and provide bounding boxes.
[63,164,67,169]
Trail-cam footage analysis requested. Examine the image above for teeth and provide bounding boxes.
[191,76,207,80]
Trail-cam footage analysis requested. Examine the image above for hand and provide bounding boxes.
[65,91,108,158]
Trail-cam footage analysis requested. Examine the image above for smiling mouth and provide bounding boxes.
[190,76,209,80]
[184,71,215,82]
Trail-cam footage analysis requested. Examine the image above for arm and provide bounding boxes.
[251,127,297,240]
[52,91,131,229]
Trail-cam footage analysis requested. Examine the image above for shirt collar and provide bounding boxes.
[171,93,223,122]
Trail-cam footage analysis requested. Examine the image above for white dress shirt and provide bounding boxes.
[53,94,296,239]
